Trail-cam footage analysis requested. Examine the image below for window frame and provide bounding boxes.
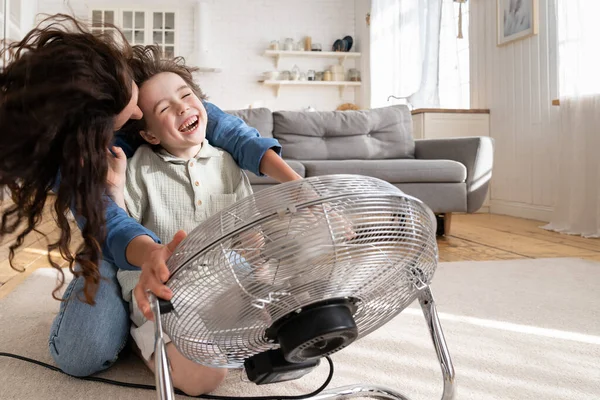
[89,7,178,57]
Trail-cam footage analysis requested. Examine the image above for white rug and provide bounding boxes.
[0,258,599,399]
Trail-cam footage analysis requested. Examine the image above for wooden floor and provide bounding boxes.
[2,206,600,295]
[0,199,83,296]
[438,213,600,262]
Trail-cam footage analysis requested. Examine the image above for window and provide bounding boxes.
[370,0,469,109]
[152,12,176,59]
[121,10,146,45]
[90,9,177,57]
[438,0,470,109]
[556,0,600,97]
[91,9,117,38]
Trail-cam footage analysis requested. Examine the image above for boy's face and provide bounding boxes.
[137,72,207,154]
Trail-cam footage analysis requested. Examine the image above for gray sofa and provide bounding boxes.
[227,105,494,235]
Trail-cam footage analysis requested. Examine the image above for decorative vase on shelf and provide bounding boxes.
[283,38,294,51]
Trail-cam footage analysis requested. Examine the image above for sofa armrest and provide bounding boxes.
[414,137,494,213]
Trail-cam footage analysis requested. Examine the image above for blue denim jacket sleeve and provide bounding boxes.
[203,101,281,175]
[104,101,281,270]
[101,194,161,269]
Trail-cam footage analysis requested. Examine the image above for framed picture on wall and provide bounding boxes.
[497,0,539,46]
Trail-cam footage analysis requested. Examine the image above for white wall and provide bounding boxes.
[470,0,559,221]
[20,0,38,33]
[193,0,359,111]
[38,0,360,112]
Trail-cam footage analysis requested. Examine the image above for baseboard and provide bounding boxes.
[489,200,553,222]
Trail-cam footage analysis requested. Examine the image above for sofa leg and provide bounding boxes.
[444,213,452,236]
[436,213,452,236]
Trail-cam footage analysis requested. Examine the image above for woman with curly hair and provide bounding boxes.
[0,14,300,378]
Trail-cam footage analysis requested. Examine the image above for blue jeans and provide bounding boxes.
[48,260,130,377]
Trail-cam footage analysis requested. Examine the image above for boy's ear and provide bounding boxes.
[139,130,160,145]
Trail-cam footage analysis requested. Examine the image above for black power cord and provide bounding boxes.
[0,352,334,400]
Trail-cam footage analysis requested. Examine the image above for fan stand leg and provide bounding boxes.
[150,294,176,400]
[309,287,456,400]
[418,286,456,399]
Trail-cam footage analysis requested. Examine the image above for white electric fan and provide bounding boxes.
[149,174,455,400]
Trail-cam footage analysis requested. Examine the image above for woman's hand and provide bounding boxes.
[133,230,187,321]
[106,146,127,190]
[106,146,127,209]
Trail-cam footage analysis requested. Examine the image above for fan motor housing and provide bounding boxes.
[267,299,359,363]
[245,299,358,384]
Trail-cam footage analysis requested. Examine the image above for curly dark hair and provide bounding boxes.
[0,14,134,304]
[120,44,207,140]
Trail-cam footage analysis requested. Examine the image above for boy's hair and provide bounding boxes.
[0,14,134,305]
[122,45,208,140]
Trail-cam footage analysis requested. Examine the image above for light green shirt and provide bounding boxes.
[117,140,253,302]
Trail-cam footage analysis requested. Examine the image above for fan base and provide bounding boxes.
[244,349,320,385]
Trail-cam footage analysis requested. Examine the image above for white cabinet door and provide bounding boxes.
[411,112,490,139]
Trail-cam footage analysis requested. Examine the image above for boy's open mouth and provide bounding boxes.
[178,115,199,133]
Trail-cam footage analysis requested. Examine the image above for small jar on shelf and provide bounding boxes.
[348,68,361,82]
[330,65,345,81]
[269,40,279,50]
[307,70,315,81]
[279,70,291,81]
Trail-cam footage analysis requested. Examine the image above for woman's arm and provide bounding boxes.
[204,102,282,177]
[102,196,161,269]
[259,149,302,182]
[102,136,161,270]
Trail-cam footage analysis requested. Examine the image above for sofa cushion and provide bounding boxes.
[300,159,467,183]
[225,108,274,138]
[272,105,414,160]
[245,160,306,185]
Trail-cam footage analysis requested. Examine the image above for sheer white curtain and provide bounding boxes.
[370,0,426,108]
[438,0,470,108]
[543,0,600,237]
[370,0,468,109]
